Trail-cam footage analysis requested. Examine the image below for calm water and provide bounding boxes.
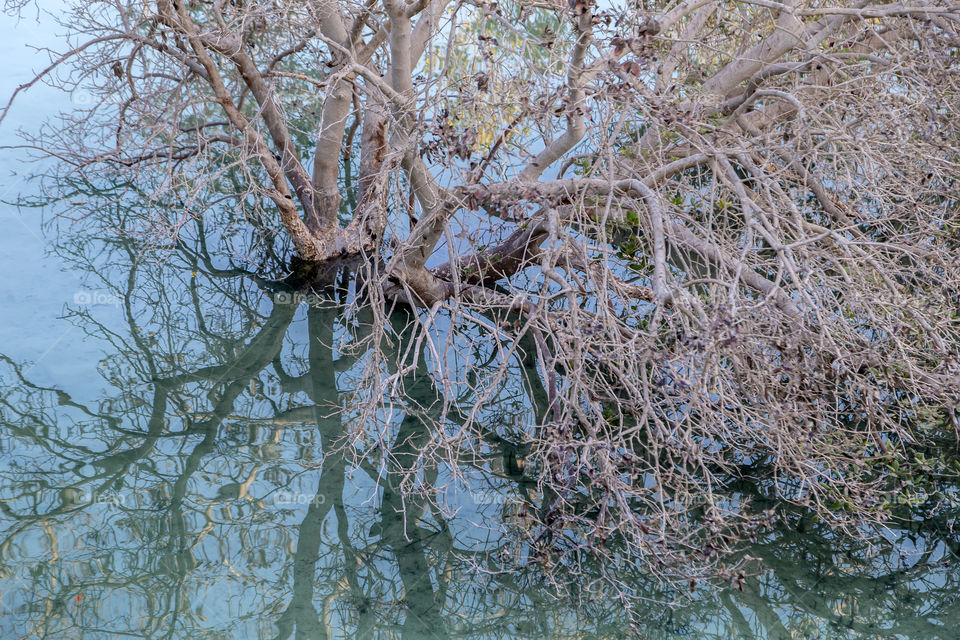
[1,9,959,640]
[0,235,957,640]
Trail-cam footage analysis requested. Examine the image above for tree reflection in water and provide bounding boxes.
[0,220,958,639]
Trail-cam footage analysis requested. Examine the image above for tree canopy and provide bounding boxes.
[4,0,960,615]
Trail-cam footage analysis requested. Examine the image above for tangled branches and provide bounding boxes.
[5,0,960,610]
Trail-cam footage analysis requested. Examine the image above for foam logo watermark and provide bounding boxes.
[470,490,512,505]
[272,291,326,306]
[73,290,122,307]
[75,490,129,507]
[71,91,127,107]
[274,491,326,506]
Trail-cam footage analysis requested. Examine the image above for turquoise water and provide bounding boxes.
[0,3,112,397]
[0,239,956,640]
[0,8,958,640]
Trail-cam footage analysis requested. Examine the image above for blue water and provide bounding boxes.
[0,2,123,400]
[0,7,958,640]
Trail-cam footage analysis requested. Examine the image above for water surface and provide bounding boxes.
[0,8,958,640]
